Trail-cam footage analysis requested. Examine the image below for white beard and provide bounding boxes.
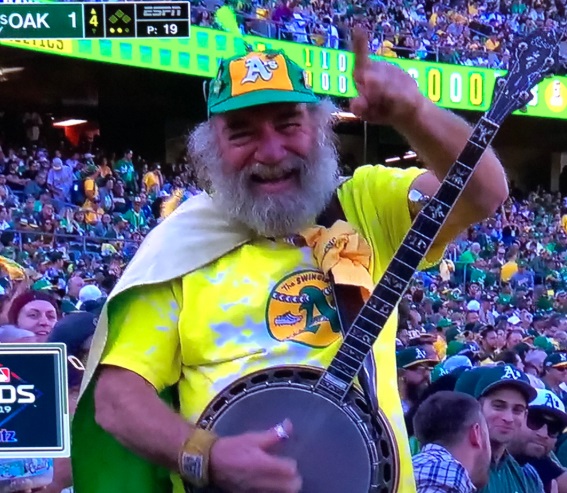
[209,140,339,238]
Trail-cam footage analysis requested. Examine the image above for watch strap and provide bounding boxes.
[178,428,219,488]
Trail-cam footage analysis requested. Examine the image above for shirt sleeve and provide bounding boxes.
[412,458,467,493]
[523,463,547,493]
[527,456,564,493]
[338,165,446,276]
[100,280,183,392]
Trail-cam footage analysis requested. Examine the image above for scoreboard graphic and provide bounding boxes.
[0,1,190,39]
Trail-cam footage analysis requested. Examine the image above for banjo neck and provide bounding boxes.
[315,26,565,402]
[315,117,499,402]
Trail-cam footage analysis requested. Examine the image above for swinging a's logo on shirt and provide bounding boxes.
[266,269,341,348]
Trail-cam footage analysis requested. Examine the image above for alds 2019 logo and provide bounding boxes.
[0,368,35,405]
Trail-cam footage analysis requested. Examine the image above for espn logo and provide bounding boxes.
[0,369,10,383]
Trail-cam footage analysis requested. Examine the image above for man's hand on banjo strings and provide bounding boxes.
[350,27,425,128]
[209,419,302,493]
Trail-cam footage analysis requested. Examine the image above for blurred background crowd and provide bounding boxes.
[189,0,567,68]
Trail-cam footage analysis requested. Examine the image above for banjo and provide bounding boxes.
[195,29,564,493]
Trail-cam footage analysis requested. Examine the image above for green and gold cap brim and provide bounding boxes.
[210,89,319,115]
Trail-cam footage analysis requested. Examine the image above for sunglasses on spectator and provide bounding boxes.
[408,364,433,372]
[527,412,564,438]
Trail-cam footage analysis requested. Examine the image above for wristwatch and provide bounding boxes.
[178,429,219,488]
[408,188,431,217]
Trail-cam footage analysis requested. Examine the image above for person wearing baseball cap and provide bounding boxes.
[509,389,567,493]
[479,325,499,366]
[542,352,567,409]
[397,346,439,415]
[456,365,543,493]
[72,24,507,493]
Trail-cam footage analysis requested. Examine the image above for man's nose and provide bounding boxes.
[254,126,287,165]
[501,409,515,423]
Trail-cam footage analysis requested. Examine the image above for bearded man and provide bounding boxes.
[72,30,508,493]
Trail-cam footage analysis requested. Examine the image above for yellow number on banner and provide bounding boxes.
[427,69,441,102]
[304,70,313,87]
[90,14,99,28]
[304,47,312,68]
[470,74,483,106]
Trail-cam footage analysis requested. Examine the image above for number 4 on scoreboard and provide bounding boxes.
[90,8,98,28]
[85,5,105,38]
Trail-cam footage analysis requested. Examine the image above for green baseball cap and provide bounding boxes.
[455,366,492,396]
[396,347,438,369]
[446,341,466,357]
[497,294,512,306]
[431,363,449,382]
[534,336,556,354]
[207,50,318,115]
[32,278,55,291]
[436,318,453,329]
[474,365,537,403]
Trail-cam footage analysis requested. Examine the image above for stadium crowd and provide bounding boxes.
[3,138,567,492]
[191,0,566,68]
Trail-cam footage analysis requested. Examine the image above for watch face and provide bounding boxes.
[408,189,424,203]
[181,453,204,482]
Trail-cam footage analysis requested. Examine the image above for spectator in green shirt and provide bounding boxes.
[113,150,137,193]
[460,242,481,264]
[122,197,146,231]
[456,365,544,493]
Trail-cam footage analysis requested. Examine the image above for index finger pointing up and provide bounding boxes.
[352,26,370,83]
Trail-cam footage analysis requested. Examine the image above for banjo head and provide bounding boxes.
[198,367,399,493]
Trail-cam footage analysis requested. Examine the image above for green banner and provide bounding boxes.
[1,27,567,120]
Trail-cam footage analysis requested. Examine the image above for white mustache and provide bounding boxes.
[245,162,300,181]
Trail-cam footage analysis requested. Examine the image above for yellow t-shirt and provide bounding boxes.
[101,165,445,493]
[561,214,567,235]
[142,171,160,192]
[377,40,398,58]
[82,178,101,224]
[433,336,447,359]
[500,260,518,282]
[83,177,98,201]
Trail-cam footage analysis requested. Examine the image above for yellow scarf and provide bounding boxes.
[301,220,374,299]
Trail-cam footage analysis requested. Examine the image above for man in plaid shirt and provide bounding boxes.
[412,391,492,493]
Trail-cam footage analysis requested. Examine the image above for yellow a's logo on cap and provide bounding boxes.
[242,56,279,84]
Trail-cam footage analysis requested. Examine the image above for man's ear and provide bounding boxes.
[469,422,482,448]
